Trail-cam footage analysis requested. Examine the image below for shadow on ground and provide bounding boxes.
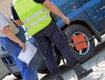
[40,41,105,80]
[40,64,71,80]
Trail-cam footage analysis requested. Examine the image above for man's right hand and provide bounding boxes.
[43,0,70,25]
[62,17,70,25]
[19,42,26,52]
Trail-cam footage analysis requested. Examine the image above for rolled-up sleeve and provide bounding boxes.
[0,16,9,30]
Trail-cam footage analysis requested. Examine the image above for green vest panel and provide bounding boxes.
[13,0,52,36]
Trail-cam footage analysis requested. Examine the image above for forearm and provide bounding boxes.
[15,19,23,27]
[43,0,70,25]
[2,26,21,44]
[43,0,65,19]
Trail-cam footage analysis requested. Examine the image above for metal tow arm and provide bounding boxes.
[70,36,95,47]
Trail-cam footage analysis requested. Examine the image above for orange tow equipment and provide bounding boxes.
[69,34,87,51]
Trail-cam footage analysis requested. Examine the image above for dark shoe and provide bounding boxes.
[73,63,93,80]
[53,74,64,80]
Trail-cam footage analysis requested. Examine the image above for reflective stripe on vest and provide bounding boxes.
[13,0,52,36]
[26,13,50,30]
[22,7,47,24]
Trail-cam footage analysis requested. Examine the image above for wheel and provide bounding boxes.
[65,24,95,63]
[37,68,49,74]
[14,74,22,79]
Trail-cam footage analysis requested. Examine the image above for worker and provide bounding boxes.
[0,12,38,80]
[11,0,93,80]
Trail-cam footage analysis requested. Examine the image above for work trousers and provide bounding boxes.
[0,27,38,80]
[33,21,79,76]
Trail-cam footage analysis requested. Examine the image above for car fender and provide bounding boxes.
[57,7,102,42]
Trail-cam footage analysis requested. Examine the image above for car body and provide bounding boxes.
[0,0,105,79]
[52,0,105,63]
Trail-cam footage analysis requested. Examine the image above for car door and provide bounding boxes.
[0,40,7,78]
[50,0,81,21]
[79,0,105,31]
[0,59,7,75]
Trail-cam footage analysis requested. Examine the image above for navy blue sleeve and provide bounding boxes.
[33,0,45,4]
[11,5,19,20]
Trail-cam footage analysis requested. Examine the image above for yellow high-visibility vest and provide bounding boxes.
[13,0,52,36]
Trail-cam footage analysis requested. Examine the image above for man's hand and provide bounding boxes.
[19,42,26,52]
[62,17,70,25]
[43,0,70,25]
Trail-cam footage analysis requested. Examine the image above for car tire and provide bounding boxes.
[37,68,49,74]
[14,74,22,79]
[65,24,95,63]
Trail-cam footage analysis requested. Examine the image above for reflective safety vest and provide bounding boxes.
[13,0,52,36]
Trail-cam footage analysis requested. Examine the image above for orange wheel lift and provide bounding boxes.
[69,34,94,51]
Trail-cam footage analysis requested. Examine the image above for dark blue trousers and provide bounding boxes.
[33,21,79,76]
